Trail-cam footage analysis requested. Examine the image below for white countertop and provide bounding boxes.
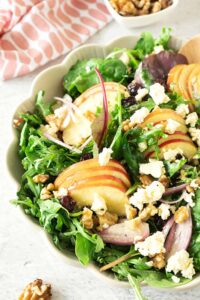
[1,1,200,299]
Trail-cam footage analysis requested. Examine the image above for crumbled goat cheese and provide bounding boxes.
[139,160,165,178]
[135,232,166,257]
[189,127,200,146]
[130,107,150,125]
[145,181,165,202]
[119,52,130,65]
[158,203,171,220]
[176,104,189,118]
[171,275,180,283]
[163,148,184,162]
[55,187,68,198]
[135,88,149,102]
[166,250,195,279]
[149,83,170,105]
[138,142,147,152]
[154,45,164,54]
[91,193,107,215]
[186,112,198,127]
[165,119,180,134]
[98,147,113,166]
[129,181,165,210]
[179,190,195,207]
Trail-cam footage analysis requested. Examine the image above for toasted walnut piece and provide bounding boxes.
[159,175,170,188]
[125,204,137,220]
[138,1,151,15]
[195,177,200,185]
[139,204,158,221]
[13,117,24,128]
[46,183,55,191]
[140,174,153,186]
[159,0,172,9]
[33,174,49,184]
[128,217,141,230]
[186,185,194,194]
[174,206,189,224]
[40,187,52,200]
[81,208,94,229]
[152,1,162,13]
[152,253,165,269]
[18,279,52,300]
[132,0,145,8]
[97,211,118,231]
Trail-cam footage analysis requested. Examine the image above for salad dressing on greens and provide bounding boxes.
[14,28,200,299]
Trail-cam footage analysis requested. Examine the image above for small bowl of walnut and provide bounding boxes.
[104,0,179,28]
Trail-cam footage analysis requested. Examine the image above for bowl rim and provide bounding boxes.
[8,33,200,291]
[104,0,179,20]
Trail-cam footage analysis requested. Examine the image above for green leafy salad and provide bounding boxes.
[14,28,200,299]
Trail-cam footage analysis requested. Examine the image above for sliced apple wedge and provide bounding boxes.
[141,108,185,127]
[69,184,129,216]
[56,166,131,190]
[178,64,196,100]
[55,158,129,188]
[74,82,129,119]
[146,139,197,159]
[167,64,186,90]
[188,64,200,99]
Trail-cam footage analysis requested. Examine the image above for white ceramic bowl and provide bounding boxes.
[104,0,179,28]
[7,35,200,291]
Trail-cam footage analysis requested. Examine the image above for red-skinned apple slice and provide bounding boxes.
[55,158,129,188]
[167,64,186,90]
[69,184,129,216]
[146,138,197,159]
[99,220,150,245]
[56,166,131,189]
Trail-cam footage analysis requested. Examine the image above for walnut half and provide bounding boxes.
[18,279,52,300]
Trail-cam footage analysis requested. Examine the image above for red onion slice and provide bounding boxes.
[162,216,174,238]
[43,132,81,154]
[164,183,187,197]
[160,198,183,205]
[99,220,149,245]
[165,208,192,259]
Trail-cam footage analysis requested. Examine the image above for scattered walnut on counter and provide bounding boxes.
[18,279,52,300]
[110,0,172,17]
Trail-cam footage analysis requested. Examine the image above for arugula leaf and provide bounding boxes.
[155,27,172,50]
[134,32,155,56]
[164,158,187,177]
[128,275,147,300]
[63,58,128,97]
[75,233,94,265]
[190,189,200,270]
[35,90,54,118]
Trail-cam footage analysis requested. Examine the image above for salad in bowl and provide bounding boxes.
[13,29,200,298]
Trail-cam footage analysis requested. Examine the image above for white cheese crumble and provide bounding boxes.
[54,187,68,198]
[135,231,165,257]
[130,107,150,125]
[145,181,165,202]
[158,203,171,220]
[186,112,198,127]
[190,179,199,190]
[135,88,149,102]
[91,193,107,215]
[149,83,170,105]
[166,250,195,279]
[179,190,195,207]
[129,181,165,210]
[139,160,165,178]
[138,141,147,152]
[154,45,164,54]
[175,104,189,118]
[189,127,200,146]
[165,119,180,134]
[98,147,113,166]
[171,275,180,283]
[163,148,183,162]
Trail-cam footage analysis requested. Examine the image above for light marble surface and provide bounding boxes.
[1,1,200,299]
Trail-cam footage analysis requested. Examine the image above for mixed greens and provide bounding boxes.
[14,28,200,299]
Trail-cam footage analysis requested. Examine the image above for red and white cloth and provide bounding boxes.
[0,0,112,80]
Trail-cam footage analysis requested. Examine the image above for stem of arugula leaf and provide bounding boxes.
[100,252,139,272]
